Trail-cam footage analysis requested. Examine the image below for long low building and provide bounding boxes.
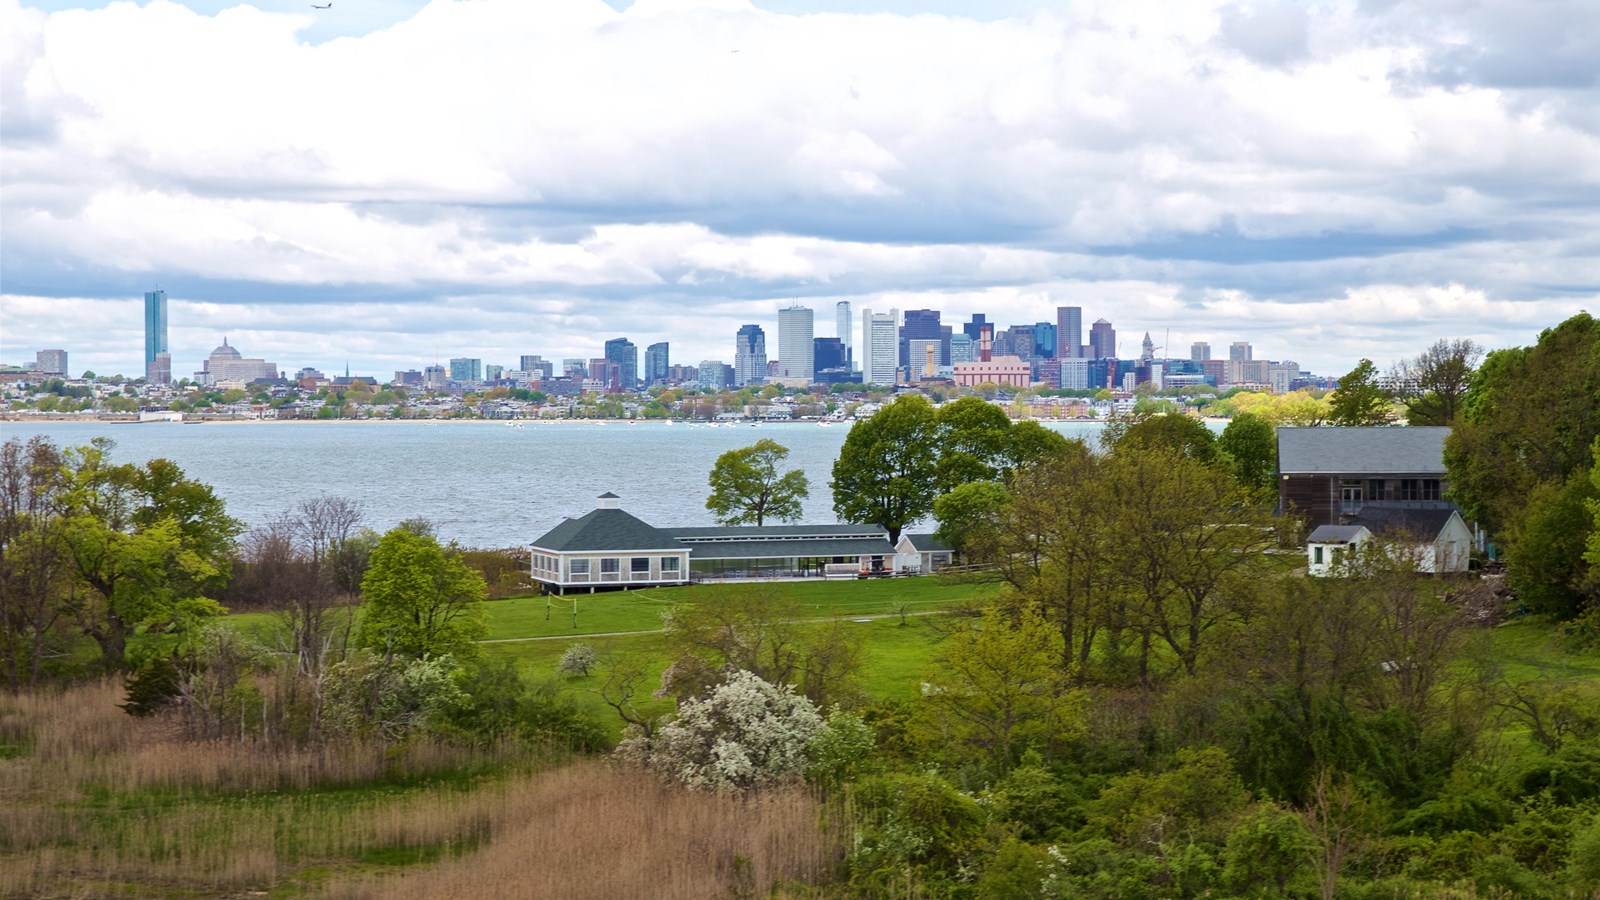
[529,494,942,593]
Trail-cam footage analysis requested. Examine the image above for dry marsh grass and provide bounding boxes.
[0,681,842,898]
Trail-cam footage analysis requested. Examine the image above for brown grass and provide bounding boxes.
[0,681,843,898]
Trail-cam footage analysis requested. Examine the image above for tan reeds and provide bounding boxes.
[0,681,842,898]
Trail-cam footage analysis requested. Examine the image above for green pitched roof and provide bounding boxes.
[531,508,687,553]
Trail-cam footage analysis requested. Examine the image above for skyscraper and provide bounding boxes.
[1034,323,1057,359]
[1089,319,1116,360]
[1056,306,1082,358]
[144,290,168,384]
[644,342,670,386]
[962,314,988,343]
[813,337,847,377]
[899,309,942,368]
[1230,341,1253,361]
[604,337,637,390]
[861,308,899,386]
[835,301,852,368]
[1141,332,1155,362]
[1191,342,1211,362]
[448,357,482,382]
[734,324,767,386]
[777,305,815,382]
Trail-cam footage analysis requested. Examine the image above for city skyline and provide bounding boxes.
[3,0,1595,378]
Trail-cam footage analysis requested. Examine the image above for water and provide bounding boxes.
[0,419,1109,547]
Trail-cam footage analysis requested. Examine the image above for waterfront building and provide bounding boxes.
[144,290,168,384]
[777,306,815,382]
[449,357,482,383]
[698,360,729,390]
[644,342,670,387]
[1089,319,1116,359]
[35,349,67,377]
[195,338,279,387]
[604,337,637,390]
[1192,341,1210,361]
[861,308,899,386]
[734,324,767,386]
[1057,306,1083,358]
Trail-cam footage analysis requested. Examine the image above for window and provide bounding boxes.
[1313,546,1324,565]
[569,558,589,576]
[601,558,620,574]
[631,557,651,574]
[1368,479,1386,501]
[1421,479,1440,501]
[1340,480,1364,514]
[1400,479,1442,501]
[662,557,680,573]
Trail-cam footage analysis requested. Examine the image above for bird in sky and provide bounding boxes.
[311,2,331,7]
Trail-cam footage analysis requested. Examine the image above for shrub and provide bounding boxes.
[617,670,823,792]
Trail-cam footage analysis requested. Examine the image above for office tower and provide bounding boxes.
[603,337,637,390]
[862,308,899,385]
[899,309,942,368]
[519,355,554,380]
[734,324,767,386]
[999,325,1036,361]
[1059,357,1090,390]
[1141,332,1155,361]
[835,301,852,367]
[1089,319,1116,359]
[423,365,447,388]
[949,332,974,363]
[394,369,423,386]
[777,305,814,382]
[813,337,847,374]
[563,358,587,378]
[35,349,67,377]
[448,357,482,383]
[1230,341,1253,361]
[908,339,941,379]
[1034,322,1056,359]
[1191,341,1210,362]
[644,342,670,386]
[962,313,988,343]
[1056,306,1083,358]
[589,358,614,388]
[144,290,168,384]
[484,364,504,382]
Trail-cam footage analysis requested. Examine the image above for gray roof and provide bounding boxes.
[1307,525,1370,543]
[1348,505,1463,540]
[902,533,952,552]
[1277,426,1449,475]
[685,537,897,560]
[531,508,687,552]
[668,524,889,542]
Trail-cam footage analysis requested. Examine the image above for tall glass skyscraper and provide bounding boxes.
[144,290,168,381]
[861,308,899,385]
[603,337,638,389]
[644,342,670,386]
[734,324,767,386]
[835,301,852,368]
[1056,306,1082,358]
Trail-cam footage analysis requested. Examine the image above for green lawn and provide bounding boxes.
[1486,615,1600,685]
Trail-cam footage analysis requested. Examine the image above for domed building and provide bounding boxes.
[194,338,280,387]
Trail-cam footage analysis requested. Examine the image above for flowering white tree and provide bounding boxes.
[619,669,824,792]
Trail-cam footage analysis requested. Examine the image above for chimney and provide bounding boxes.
[979,324,993,363]
[925,342,936,379]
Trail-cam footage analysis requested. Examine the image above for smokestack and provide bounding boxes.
[925,342,936,380]
[980,324,993,363]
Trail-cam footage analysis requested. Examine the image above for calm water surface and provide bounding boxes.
[0,420,1108,548]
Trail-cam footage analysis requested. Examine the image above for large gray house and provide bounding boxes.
[529,494,905,593]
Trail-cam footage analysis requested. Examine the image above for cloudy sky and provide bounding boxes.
[2,0,1596,380]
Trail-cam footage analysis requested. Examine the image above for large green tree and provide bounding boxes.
[1445,313,1600,539]
[0,437,71,690]
[932,396,1013,491]
[1219,412,1278,492]
[831,395,938,543]
[54,441,240,671]
[704,438,809,526]
[1327,359,1396,426]
[358,526,487,659]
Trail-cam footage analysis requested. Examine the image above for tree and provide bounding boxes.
[831,395,939,543]
[704,438,809,526]
[1218,412,1278,492]
[932,480,1010,562]
[1327,359,1395,426]
[1390,338,1483,426]
[1445,313,1600,539]
[1108,411,1218,462]
[932,396,1012,491]
[617,669,825,793]
[357,526,487,659]
[914,603,1085,771]
[54,441,240,671]
[1506,472,1598,620]
[0,437,71,690]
